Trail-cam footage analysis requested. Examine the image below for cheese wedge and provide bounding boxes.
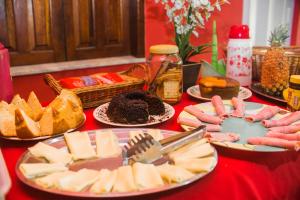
[156,163,194,183]
[96,130,122,158]
[57,168,100,192]
[11,94,34,119]
[112,165,137,192]
[90,169,117,193]
[15,108,41,139]
[129,130,163,142]
[19,163,67,179]
[0,101,16,137]
[39,107,54,136]
[174,157,216,173]
[28,142,72,165]
[132,162,164,190]
[169,142,214,163]
[64,132,97,160]
[27,91,44,121]
[35,170,75,189]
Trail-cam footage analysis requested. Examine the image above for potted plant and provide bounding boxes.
[155,0,229,90]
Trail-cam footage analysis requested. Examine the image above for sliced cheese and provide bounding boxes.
[39,107,53,136]
[90,169,117,193]
[35,170,75,189]
[28,142,72,165]
[27,91,44,121]
[96,130,122,158]
[57,168,100,192]
[15,108,41,139]
[132,162,164,190]
[174,157,216,173]
[19,163,67,179]
[169,138,208,158]
[112,165,137,193]
[64,131,97,160]
[156,163,194,183]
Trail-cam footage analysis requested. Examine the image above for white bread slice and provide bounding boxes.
[28,142,72,165]
[0,101,16,136]
[156,163,194,183]
[35,171,75,189]
[27,91,44,121]
[90,169,117,193]
[19,163,67,179]
[15,108,40,139]
[39,107,54,136]
[112,165,137,193]
[132,162,164,190]
[96,130,122,158]
[64,132,97,160]
[11,94,34,119]
[57,168,100,192]
[174,157,216,173]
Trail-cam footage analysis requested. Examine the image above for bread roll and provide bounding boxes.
[15,108,40,139]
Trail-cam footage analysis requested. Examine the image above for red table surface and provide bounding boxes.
[1,93,300,200]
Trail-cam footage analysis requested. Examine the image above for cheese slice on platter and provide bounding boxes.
[156,163,194,184]
[57,168,100,192]
[28,142,72,165]
[174,157,215,173]
[35,170,75,189]
[95,130,122,158]
[64,131,97,160]
[90,169,117,193]
[132,162,164,190]
[19,163,67,179]
[169,138,208,158]
[112,165,137,193]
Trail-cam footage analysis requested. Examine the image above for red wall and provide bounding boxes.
[291,0,300,45]
[145,0,244,62]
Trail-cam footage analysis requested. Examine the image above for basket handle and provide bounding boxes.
[122,64,150,83]
[44,74,63,94]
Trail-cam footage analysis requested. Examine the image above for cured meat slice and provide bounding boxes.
[247,137,300,151]
[245,106,280,122]
[269,123,300,133]
[262,111,300,128]
[177,117,221,131]
[266,131,300,141]
[184,105,223,125]
[211,95,228,118]
[204,132,240,142]
[206,124,222,132]
[231,97,245,118]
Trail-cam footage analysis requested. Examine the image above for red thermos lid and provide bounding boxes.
[229,25,250,39]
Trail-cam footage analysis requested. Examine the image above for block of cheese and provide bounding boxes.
[112,165,137,193]
[132,162,164,190]
[15,108,41,139]
[57,168,100,192]
[27,91,44,121]
[64,132,97,160]
[39,107,54,136]
[28,142,72,165]
[174,157,215,173]
[35,171,75,189]
[19,163,67,179]
[129,129,163,142]
[95,130,122,158]
[0,101,16,137]
[90,169,117,193]
[11,94,34,119]
[156,163,194,183]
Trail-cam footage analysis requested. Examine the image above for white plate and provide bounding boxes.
[93,103,175,127]
[187,85,252,101]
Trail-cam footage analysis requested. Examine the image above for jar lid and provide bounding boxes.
[290,75,300,84]
[150,45,179,54]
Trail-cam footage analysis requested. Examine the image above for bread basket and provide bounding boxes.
[44,64,147,108]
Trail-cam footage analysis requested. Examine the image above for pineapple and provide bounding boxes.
[260,25,290,97]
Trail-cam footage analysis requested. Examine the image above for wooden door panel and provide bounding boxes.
[0,0,65,66]
[64,0,130,60]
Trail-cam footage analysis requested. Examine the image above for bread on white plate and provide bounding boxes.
[112,165,137,193]
[95,130,122,158]
[15,108,41,139]
[90,169,117,193]
[19,163,67,179]
[34,170,75,189]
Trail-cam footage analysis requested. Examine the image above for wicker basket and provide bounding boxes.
[44,64,147,108]
[252,46,300,81]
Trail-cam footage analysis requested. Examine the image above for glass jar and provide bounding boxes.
[283,75,300,111]
[147,45,183,104]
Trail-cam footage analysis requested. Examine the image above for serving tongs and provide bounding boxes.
[124,125,206,164]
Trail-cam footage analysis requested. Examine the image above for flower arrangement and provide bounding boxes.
[155,0,229,64]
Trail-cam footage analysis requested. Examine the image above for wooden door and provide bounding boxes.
[64,0,132,60]
[0,0,65,66]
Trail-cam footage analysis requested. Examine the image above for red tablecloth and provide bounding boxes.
[1,93,300,200]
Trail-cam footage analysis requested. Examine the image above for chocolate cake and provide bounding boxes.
[107,90,165,124]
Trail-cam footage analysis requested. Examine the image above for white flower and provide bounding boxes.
[200,0,209,6]
[191,0,202,8]
[215,0,221,11]
[174,0,183,9]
